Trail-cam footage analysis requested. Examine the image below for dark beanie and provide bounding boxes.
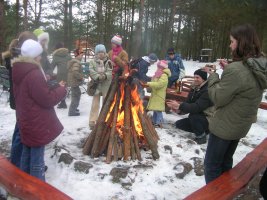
[194,69,207,81]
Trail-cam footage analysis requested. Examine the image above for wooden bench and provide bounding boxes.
[0,155,72,200]
[184,138,267,200]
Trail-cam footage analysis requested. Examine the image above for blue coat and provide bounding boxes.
[166,54,184,80]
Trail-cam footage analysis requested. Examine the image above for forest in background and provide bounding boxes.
[0,0,267,62]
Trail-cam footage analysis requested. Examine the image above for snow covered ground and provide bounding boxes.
[0,61,266,200]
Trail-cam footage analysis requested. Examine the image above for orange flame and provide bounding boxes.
[105,82,145,138]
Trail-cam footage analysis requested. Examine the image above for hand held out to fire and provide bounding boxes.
[166,100,180,112]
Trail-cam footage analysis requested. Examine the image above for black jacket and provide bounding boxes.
[179,81,213,115]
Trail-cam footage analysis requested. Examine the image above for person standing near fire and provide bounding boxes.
[68,54,84,116]
[108,35,129,77]
[88,44,113,129]
[166,47,185,88]
[51,42,72,109]
[202,24,267,184]
[140,60,171,128]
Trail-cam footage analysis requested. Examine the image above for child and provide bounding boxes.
[68,54,84,116]
[141,60,171,127]
[88,44,113,129]
[12,39,67,181]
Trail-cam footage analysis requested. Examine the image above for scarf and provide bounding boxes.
[153,67,164,79]
[111,45,123,62]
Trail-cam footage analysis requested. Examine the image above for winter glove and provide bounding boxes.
[139,81,148,88]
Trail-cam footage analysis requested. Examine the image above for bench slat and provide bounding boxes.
[184,138,267,200]
[0,155,72,200]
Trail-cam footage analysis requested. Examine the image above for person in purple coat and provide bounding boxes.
[12,39,67,181]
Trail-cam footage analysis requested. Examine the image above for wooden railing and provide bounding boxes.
[184,138,267,200]
[0,155,72,200]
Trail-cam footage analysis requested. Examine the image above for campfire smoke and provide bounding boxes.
[83,71,159,163]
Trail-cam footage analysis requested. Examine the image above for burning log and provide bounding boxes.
[83,70,160,163]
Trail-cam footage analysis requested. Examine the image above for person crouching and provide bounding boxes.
[12,39,67,181]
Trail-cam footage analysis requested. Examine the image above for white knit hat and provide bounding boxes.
[111,35,122,46]
[21,39,43,58]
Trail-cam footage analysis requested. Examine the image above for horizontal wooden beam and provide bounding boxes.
[184,138,267,200]
[0,155,72,200]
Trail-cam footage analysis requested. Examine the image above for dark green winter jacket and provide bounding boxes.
[208,56,267,140]
[51,48,72,82]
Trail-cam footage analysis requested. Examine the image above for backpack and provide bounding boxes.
[129,58,142,69]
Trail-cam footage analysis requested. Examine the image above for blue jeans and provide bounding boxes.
[204,133,239,184]
[20,145,45,181]
[152,111,163,125]
[10,122,23,168]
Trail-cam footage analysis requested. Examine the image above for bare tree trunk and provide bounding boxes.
[68,0,73,50]
[129,0,135,57]
[23,0,28,30]
[63,0,69,48]
[15,0,20,35]
[33,0,42,28]
[96,0,103,43]
[0,0,5,61]
[175,10,182,51]
[132,0,144,58]
[164,0,177,53]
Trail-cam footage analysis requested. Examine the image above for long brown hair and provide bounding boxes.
[230,24,262,61]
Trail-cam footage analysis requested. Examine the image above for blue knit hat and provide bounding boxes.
[95,44,106,54]
[148,53,158,62]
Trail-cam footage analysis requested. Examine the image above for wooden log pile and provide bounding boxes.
[83,75,159,163]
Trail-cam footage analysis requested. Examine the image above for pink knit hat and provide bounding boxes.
[157,60,168,69]
[111,35,122,46]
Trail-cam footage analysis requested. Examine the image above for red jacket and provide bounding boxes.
[12,57,67,147]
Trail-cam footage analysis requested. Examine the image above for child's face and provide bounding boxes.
[97,52,105,60]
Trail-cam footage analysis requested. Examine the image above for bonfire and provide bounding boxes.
[83,68,159,163]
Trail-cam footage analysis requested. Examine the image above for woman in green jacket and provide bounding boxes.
[141,60,171,128]
[51,42,72,108]
[203,24,267,183]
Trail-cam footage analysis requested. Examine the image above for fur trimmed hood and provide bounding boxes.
[2,51,11,60]
[68,59,81,71]
[12,56,43,85]
[53,48,69,57]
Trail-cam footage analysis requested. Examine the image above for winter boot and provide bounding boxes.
[68,111,80,116]
[57,100,67,109]
[194,133,207,144]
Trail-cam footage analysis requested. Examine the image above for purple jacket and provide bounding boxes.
[12,57,67,147]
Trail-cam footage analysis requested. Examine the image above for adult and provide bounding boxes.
[203,24,267,184]
[108,35,128,77]
[166,69,213,144]
[88,44,113,129]
[51,42,72,108]
[166,47,185,88]
[33,28,53,76]
[12,39,67,181]
[131,53,158,99]
[1,31,37,168]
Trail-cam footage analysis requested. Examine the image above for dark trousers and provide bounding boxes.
[260,168,267,199]
[168,76,179,88]
[69,86,81,114]
[10,122,23,168]
[175,114,209,137]
[204,133,239,184]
